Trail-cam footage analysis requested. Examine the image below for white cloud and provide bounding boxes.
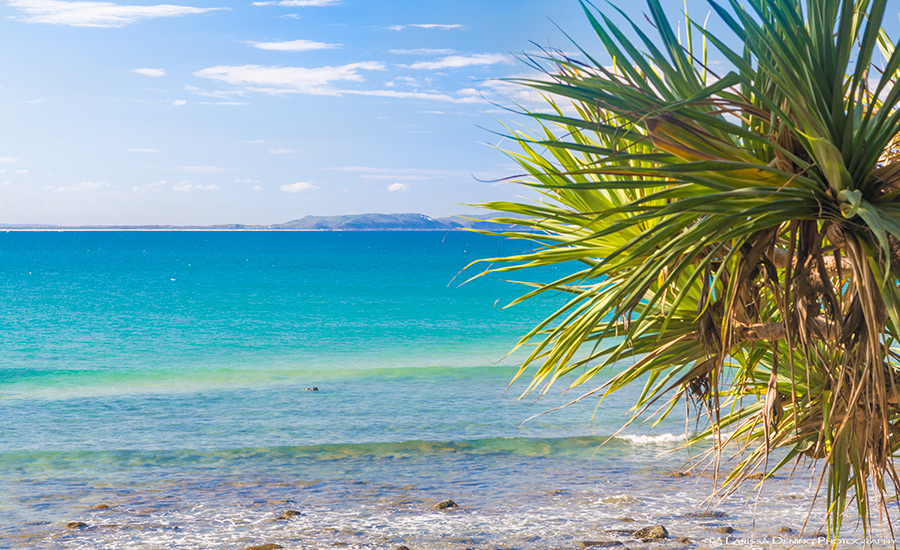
[132,180,167,192]
[341,89,482,104]
[179,165,227,173]
[386,182,408,192]
[360,174,428,181]
[132,68,165,77]
[280,181,317,192]
[193,62,385,95]
[58,180,109,192]
[15,169,29,174]
[389,24,465,31]
[8,0,227,28]
[184,85,246,100]
[171,99,187,106]
[389,48,456,56]
[252,0,339,6]
[252,185,263,191]
[234,178,261,184]
[250,39,340,51]
[269,148,296,155]
[327,166,466,181]
[128,148,161,153]
[0,156,18,163]
[409,53,514,70]
[173,183,220,192]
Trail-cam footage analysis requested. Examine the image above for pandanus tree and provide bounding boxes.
[478,0,900,538]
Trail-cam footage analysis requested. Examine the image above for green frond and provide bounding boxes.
[476,0,900,540]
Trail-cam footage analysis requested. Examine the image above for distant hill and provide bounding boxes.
[0,212,527,231]
[275,213,449,231]
[274,212,524,231]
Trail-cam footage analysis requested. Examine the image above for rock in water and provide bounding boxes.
[278,510,301,519]
[580,541,624,548]
[685,511,728,518]
[633,524,668,539]
[395,546,411,550]
[91,504,109,510]
[714,526,735,534]
[434,499,458,510]
[244,545,283,550]
[65,522,87,529]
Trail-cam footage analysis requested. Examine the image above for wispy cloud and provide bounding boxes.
[342,89,481,104]
[128,148,161,153]
[250,39,340,51]
[184,85,246,100]
[0,156,19,163]
[8,0,227,28]
[252,0,339,6]
[193,62,384,95]
[328,166,466,180]
[269,148,296,155]
[360,174,428,181]
[389,24,465,31]
[132,68,165,77]
[386,182,408,192]
[171,99,187,106]
[131,180,167,192]
[280,181,317,192]
[57,180,109,192]
[409,53,514,70]
[389,48,456,56]
[173,182,220,192]
[179,165,227,173]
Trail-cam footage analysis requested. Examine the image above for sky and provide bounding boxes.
[0,0,864,226]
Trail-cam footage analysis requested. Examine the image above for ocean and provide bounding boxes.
[0,231,873,549]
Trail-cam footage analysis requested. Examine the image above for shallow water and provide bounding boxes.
[0,231,892,549]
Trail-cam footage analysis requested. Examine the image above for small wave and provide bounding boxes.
[615,433,687,445]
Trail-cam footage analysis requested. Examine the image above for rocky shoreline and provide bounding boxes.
[40,495,836,550]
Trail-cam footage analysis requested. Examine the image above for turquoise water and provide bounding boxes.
[0,231,854,549]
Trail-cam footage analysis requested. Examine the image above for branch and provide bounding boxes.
[769,248,851,277]
[734,318,838,343]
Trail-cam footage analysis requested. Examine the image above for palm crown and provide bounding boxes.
[478,0,900,538]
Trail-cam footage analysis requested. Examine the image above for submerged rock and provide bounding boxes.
[714,526,735,534]
[668,471,692,477]
[65,522,87,529]
[91,504,109,510]
[244,545,283,550]
[685,510,728,518]
[434,499,458,510]
[778,527,793,534]
[633,524,668,539]
[278,510,302,519]
[395,546,411,550]
[580,541,624,548]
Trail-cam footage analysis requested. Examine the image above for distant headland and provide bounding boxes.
[0,213,523,231]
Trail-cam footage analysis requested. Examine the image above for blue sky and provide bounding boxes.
[0,0,858,225]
